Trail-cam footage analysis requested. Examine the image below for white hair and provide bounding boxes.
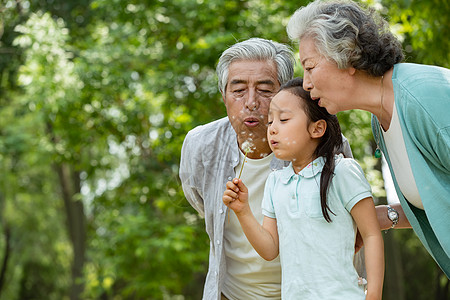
[287,0,403,76]
[216,38,295,94]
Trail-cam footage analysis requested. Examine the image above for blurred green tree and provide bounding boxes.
[0,0,448,299]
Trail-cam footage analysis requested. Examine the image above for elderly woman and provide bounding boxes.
[287,0,449,277]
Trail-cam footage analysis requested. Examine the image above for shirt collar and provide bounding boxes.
[279,155,343,184]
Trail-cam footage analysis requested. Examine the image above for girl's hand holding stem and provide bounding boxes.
[222,178,280,261]
[223,178,250,215]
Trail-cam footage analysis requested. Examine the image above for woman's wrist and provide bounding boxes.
[376,205,391,231]
[376,203,411,230]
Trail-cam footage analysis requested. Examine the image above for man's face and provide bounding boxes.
[223,60,280,154]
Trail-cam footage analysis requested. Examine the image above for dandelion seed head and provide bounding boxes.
[242,140,255,153]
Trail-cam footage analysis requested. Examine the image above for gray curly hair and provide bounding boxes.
[287,0,403,76]
[216,38,295,95]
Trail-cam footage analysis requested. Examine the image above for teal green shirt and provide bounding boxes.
[372,63,450,277]
[262,155,370,298]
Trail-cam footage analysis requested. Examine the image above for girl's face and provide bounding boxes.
[299,36,354,115]
[267,91,320,165]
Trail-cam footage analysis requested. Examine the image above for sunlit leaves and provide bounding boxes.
[1,0,449,299]
[381,0,450,67]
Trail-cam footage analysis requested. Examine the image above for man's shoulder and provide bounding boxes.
[183,117,235,150]
[187,117,231,136]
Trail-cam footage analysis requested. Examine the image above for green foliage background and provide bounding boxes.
[0,0,448,299]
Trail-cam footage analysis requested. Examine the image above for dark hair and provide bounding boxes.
[279,77,343,222]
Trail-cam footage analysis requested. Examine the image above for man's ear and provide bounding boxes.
[309,119,327,138]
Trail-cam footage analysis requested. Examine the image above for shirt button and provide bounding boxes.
[219,208,224,214]
[216,240,221,245]
[227,176,233,181]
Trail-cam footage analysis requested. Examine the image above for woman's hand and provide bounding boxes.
[355,229,363,253]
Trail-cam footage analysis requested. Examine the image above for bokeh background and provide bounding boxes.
[0,0,449,299]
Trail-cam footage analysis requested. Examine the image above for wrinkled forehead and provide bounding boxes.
[227,59,279,85]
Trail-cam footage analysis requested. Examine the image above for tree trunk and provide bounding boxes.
[383,230,405,300]
[378,157,405,300]
[0,224,11,296]
[0,191,11,297]
[435,268,449,300]
[47,122,86,300]
[55,163,86,300]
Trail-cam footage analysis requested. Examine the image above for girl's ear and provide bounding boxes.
[309,119,327,138]
[348,66,356,75]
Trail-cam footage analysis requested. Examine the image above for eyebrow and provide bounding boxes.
[229,79,276,86]
[270,106,293,114]
[278,108,293,114]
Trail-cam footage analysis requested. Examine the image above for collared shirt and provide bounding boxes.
[262,155,371,299]
[179,117,353,300]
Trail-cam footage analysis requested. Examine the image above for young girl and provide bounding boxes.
[223,78,384,299]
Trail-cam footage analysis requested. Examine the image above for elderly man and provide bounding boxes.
[179,38,354,300]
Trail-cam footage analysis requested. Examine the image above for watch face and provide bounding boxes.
[388,210,398,221]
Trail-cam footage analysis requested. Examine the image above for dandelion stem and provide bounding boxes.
[238,148,249,179]
[229,148,249,224]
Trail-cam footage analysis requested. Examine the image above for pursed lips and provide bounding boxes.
[244,117,260,127]
[311,96,322,106]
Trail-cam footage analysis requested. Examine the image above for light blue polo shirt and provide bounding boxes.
[262,154,371,299]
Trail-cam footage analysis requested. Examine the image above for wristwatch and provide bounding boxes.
[386,205,399,229]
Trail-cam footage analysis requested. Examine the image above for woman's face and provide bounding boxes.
[299,36,354,115]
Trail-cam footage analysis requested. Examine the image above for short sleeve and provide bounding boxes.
[340,133,353,158]
[262,172,277,219]
[332,158,373,212]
